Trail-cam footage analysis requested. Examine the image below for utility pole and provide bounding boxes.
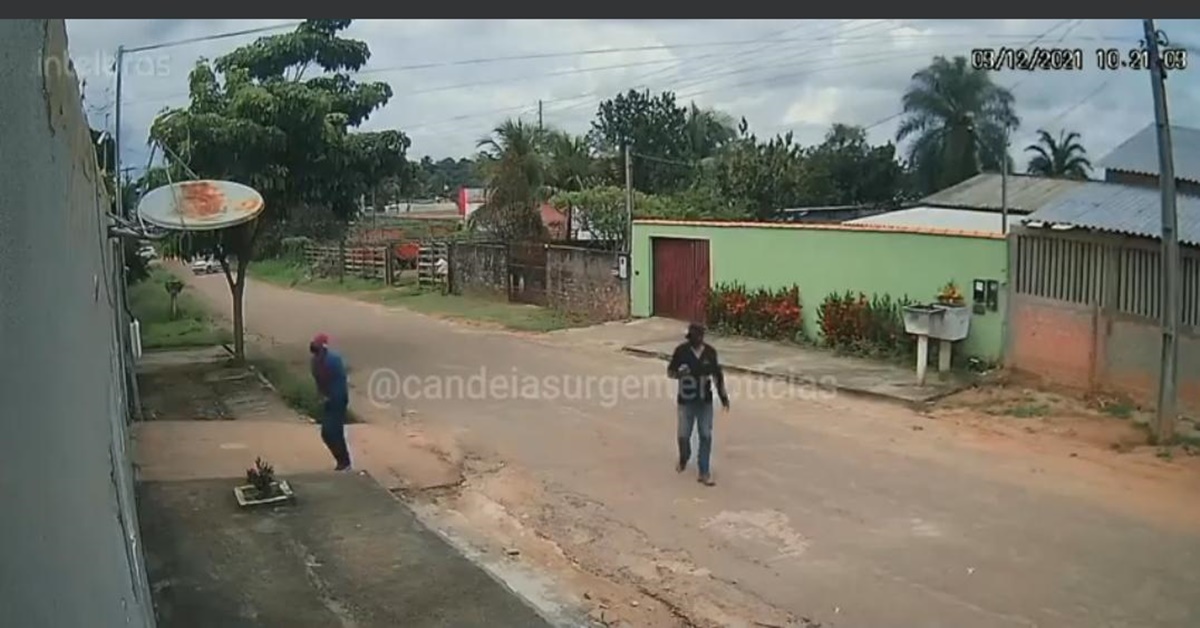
[113,46,125,217]
[1000,135,1009,234]
[1144,18,1180,443]
[537,100,543,130]
[624,144,633,253]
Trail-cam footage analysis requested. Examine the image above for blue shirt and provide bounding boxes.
[311,349,349,403]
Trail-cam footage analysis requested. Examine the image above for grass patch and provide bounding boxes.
[129,268,231,350]
[250,258,387,294]
[249,357,359,423]
[367,285,589,332]
[985,399,1052,418]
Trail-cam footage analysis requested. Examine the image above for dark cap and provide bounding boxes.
[685,323,705,340]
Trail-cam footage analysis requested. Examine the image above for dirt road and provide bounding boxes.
[186,272,1200,628]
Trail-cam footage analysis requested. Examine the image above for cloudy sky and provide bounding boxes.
[65,19,1200,175]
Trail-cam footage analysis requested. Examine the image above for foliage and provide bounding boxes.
[706,125,816,219]
[470,118,550,242]
[409,156,482,198]
[936,281,965,306]
[145,19,408,360]
[245,457,277,497]
[896,55,1019,195]
[590,89,695,194]
[706,283,803,342]
[817,291,913,357]
[1024,129,1092,179]
[128,268,231,350]
[550,184,745,248]
[806,124,910,206]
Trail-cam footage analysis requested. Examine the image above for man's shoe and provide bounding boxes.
[676,460,687,473]
[698,474,715,486]
[335,464,351,471]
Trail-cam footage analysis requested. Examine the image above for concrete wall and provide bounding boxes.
[545,245,629,322]
[631,221,1009,361]
[0,20,155,628]
[450,242,507,299]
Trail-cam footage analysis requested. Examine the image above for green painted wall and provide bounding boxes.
[631,222,1009,361]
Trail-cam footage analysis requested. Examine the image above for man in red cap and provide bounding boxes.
[310,333,351,470]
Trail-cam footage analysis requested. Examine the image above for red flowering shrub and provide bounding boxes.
[706,283,803,341]
[817,291,914,357]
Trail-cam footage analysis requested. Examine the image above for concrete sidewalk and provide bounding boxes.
[138,473,552,628]
[620,318,969,406]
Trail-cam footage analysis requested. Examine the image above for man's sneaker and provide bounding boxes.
[335,464,351,471]
[698,474,715,486]
[676,460,687,473]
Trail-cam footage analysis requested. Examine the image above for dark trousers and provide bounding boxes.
[321,398,351,468]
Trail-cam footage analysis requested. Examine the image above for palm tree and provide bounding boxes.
[896,55,1020,194]
[472,119,549,240]
[1024,129,1092,179]
[684,104,737,161]
[543,130,596,193]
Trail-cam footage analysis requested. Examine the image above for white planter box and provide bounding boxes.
[234,480,294,508]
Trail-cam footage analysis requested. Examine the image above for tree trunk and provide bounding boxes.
[169,294,179,320]
[231,271,246,363]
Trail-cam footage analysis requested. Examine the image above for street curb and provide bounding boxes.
[620,345,965,411]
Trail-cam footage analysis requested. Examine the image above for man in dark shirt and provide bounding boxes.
[667,323,730,486]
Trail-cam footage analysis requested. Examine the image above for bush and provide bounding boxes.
[706,282,802,342]
[816,291,913,357]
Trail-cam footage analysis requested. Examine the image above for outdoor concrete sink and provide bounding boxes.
[903,303,970,342]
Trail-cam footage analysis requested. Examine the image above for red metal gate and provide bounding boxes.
[651,237,710,323]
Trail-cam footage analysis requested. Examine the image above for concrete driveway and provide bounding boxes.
[184,270,1200,628]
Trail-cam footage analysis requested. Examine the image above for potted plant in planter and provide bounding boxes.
[935,281,965,307]
[234,457,295,508]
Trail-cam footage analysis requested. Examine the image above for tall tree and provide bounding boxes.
[1024,129,1092,179]
[896,55,1019,194]
[590,89,693,194]
[708,121,816,219]
[684,104,737,161]
[542,130,597,193]
[471,119,548,241]
[807,123,907,206]
[148,19,409,361]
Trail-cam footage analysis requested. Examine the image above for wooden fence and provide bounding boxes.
[303,244,391,282]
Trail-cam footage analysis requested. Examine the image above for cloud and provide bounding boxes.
[65,18,1200,174]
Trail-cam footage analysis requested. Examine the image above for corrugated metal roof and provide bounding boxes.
[846,206,1005,234]
[1096,123,1200,184]
[1021,180,1200,246]
[920,173,1084,213]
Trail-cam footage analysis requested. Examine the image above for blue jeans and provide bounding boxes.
[677,402,714,476]
[321,397,350,468]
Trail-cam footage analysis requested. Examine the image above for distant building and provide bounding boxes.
[1095,123,1200,195]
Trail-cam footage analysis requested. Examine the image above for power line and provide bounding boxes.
[123,21,301,54]
[404,34,1057,136]
[119,29,1094,110]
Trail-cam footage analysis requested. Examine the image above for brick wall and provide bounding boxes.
[1009,295,1200,416]
[450,242,507,299]
[545,245,629,322]
[1009,296,1097,389]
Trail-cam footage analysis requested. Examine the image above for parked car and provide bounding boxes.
[190,257,220,275]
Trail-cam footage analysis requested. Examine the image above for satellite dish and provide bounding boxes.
[137,180,265,232]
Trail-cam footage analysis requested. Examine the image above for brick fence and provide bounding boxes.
[546,245,629,321]
[449,242,629,322]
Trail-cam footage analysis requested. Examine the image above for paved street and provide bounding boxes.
[185,270,1200,628]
